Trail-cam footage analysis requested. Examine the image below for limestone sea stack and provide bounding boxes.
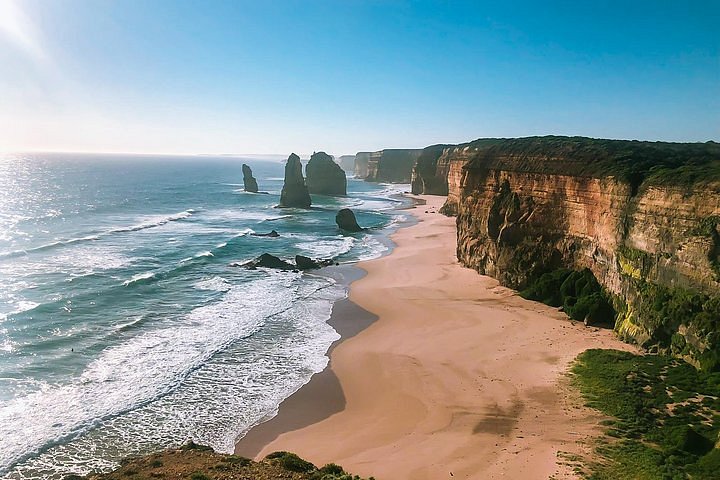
[279,153,312,208]
[336,208,363,232]
[242,164,259,193]
[306,152,347,196]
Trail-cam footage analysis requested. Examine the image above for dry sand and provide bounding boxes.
[237,195,635,479]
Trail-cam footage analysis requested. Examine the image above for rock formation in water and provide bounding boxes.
[234,253,333,271]
[239,253,295,270]
[242,164,259,193]
[365,149,423,183]
[336,208,364,232]
[279,153,312,208]
[306,152,347,196]
[354,152,371,179]
[250,230,280,237]
[436,136,720,369]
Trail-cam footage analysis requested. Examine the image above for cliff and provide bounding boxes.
[337,154,356,172]
[279,153,312,208]
[354,152,370,179]
[365,149,422,183]
[306,152,347,195]
[410,144,454,195]
[442,136,720,369]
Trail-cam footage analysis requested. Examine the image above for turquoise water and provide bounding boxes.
[0,153,408,478]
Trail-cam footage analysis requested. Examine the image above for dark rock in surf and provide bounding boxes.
[251,230,280,237]
[335,208,364,232]
[279,153,311,208]
[238,253,295,270]
[242,164,259,193]
[295,255,334,270]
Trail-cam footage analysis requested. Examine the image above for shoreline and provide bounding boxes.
[236,195,636,479]
[235,192,418,456]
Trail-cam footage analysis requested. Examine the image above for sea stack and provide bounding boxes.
[279,153,312,208]
[336,208,363,232]
[306,152,347,196]
[242,164,259,193]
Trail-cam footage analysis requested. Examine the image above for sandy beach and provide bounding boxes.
[236,195,635,479]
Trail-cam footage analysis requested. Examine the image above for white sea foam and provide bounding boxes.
[122,272,156,287]
[0,210,195,260]
[193,276,231,292]
[0,274,343,478]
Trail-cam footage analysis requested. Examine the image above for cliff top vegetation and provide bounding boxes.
[452,136,720,189]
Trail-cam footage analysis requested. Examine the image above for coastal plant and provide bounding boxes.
[265,451,316,473]
[520,268,615,325]
[571,349,720,479]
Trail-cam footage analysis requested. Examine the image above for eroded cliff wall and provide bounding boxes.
[354,152,370,179]
[442,136,720,368]
[365,149,422,183]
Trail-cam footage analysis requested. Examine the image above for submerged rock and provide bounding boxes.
[279,153,311,208]
[336,208,364,232]
[242,164,259,193]
[306,151,347,196]
[251,230,280,237]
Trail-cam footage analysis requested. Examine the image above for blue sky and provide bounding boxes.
[0,0,718,155]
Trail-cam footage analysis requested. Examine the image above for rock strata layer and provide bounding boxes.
[306,152,347,196]
[279,153,312,208]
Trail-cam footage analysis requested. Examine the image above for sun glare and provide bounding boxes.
[0,0,45,62]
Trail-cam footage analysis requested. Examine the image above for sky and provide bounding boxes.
[0,0,718,156]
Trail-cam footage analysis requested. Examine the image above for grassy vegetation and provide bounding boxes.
[572,349,720,479]
[520,268,615,325]
[460,136,720,188]
[84,445,374,480]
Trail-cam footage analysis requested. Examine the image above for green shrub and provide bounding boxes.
[265,451,316,473]
[189,473,210,480]
[521,268,615,325]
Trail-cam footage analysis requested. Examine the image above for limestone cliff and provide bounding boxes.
[337,154,356,172]
[279,153,311,208]
[365,149,422,183]
[354,152,371,178]
[306,151,347,196]
[442,136,720,369]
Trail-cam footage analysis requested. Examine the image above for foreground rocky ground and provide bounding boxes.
[80,443,372,480]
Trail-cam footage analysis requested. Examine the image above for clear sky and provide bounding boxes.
[0,0,718,155]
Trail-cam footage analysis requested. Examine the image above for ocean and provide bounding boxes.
[0,153,409,479]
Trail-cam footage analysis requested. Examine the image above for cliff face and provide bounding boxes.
[306,152,347,195]
[354,152,370,178]
[337,155,356,172]
[443,137,720,369]
[365,149,422,183]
